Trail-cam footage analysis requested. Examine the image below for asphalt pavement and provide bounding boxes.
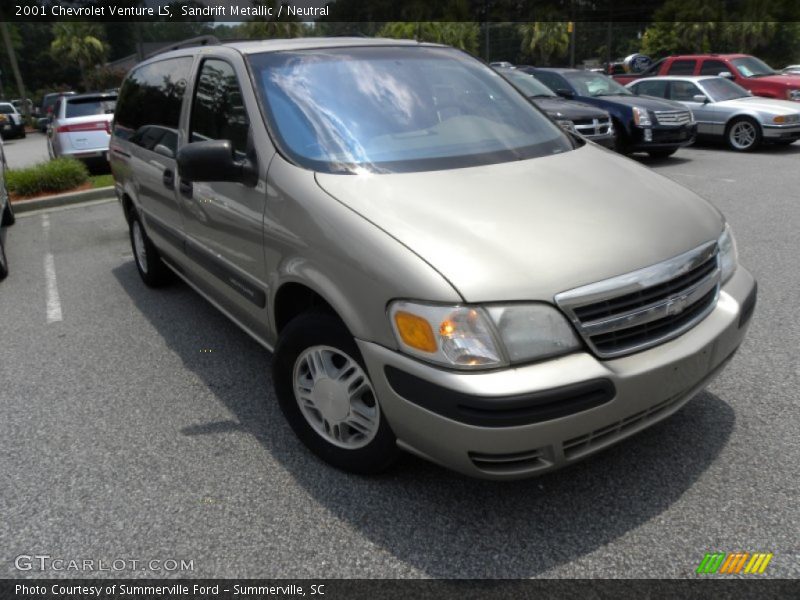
[0,142,798,579]
[3,131,50,170]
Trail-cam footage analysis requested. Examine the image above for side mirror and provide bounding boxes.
[177,140,257,186]
[555,88,575,99]
[718,71,734,79]
[153,144,174,159]
[692,94,709,103]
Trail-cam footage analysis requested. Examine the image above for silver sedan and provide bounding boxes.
[627,75,800,151]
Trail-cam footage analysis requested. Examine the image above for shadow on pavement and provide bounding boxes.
[113,260,735,578]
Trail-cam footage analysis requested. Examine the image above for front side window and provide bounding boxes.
[527,70,570,93]
[189,59,250,158]
[499,70,556,97]
[699,60,728,76]
[248,46,573,174]
[669,81,702,102]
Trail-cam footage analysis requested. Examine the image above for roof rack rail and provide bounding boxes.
[146,35,220,59]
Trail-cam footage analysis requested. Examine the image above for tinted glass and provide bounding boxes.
[527,70,569,93]
[700,77,750,101]
[669,81,702,101]
[562,72,632,96]
[66,97,116,118]
[0,104,15,114]
[113,57,192,153]
[667,60,697,75]
[731,57,775,77]
[633,80,668,98]
[248,47,573,174]
[498,69,556,97]
[189,59,250,157]
[699,60,728,76]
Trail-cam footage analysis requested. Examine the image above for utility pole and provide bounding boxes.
[0,11,29,118]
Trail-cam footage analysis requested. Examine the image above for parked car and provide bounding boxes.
[627,76,800,151]
[48,92,116,167]
[0,102,26,139]
[38,91,76,133]
[111,38,756,480]
[495,67,615,148]
[0,138,15,280]
[612,54,800,102]
[522,67,696,157]
[783,65,800,75]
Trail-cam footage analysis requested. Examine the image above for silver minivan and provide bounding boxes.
[110,38,757,479]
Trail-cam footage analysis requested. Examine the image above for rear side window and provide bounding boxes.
[114,57,192,153]
[66,97,116,119]
[667,60,697,75]
[189,59,250,157]
[699,60,728,76]
[633,80,668,98]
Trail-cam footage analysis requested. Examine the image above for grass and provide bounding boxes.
[90,173,114,189]
[6,157,89,198]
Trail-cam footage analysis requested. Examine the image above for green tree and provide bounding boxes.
[239,1,304,39]
[50,23,108,91]
[518,22,570,66]
[377,22,479,54]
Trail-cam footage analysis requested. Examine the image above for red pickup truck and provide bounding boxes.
[613,54,800,102]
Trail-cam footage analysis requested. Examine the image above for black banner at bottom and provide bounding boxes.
[3,579,798,600]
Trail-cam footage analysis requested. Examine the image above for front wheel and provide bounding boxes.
[648,149,677,159]
[726,117,762,152]
[1,197,14,227]
[272,312,398,475]
[0,234,8,280]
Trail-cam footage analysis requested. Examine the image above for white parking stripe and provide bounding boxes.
[42,215,63,323]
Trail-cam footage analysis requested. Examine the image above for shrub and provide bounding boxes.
[6,158,89,198]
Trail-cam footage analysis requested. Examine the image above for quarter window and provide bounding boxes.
[667,60,697,75]
[189,59,250,157]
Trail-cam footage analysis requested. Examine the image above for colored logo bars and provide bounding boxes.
[696,552,773,575]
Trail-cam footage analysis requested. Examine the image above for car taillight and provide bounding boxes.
[56,121,109,134]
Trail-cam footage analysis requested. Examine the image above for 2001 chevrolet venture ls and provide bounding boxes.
[110,38,757,479]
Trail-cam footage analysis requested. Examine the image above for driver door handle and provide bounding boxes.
[179,179,193,198]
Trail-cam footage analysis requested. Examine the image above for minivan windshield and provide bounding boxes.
[248,46,573,173]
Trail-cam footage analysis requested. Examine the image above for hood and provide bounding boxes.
[590,94,688,112]
[531,97,610,121]
[315,144,724,303]
[727,95,800,115]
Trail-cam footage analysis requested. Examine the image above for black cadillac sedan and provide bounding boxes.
[521,67,697,158]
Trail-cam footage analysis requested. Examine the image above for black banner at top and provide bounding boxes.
[2,0,797,23]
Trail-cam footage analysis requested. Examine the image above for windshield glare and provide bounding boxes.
[563,72,632,97]
[701,77,750,101]
[499,69,557,98]
[248,46,573,174]
[732,57,775,78]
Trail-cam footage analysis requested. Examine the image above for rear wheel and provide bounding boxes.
[0,234,8,280]
[272,311,398,475]
[648,149,677,159]
[1,197,14,227]
[129,209,173,287]
[726,117,762,152]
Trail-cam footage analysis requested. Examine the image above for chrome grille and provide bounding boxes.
[555,242,720,358]
[573,117,613,136]
[654,110,692,126]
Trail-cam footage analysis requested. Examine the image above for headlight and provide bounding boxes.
[632,106,652,127]
[718,223,738,284]
[389,301,581,369]
[556,119,576,133]
[787,89,800,101]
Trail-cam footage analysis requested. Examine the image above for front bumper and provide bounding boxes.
[762,123,800,141]
[358,267,756,480]
[629,123,697,151]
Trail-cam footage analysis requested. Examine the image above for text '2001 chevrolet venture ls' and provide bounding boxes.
[110,38,757,479]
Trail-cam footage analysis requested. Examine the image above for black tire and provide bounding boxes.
[1,198,15,227]
[612,120,631,155]
[0,234,8,281]
[128,209,173,287]
[725,117,762,152]
[648,149,677,159]
[272,311,399,475]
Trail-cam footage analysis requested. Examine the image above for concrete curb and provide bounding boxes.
[12,187,116,214]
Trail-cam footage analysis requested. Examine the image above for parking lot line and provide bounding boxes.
[42,214,63,323]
